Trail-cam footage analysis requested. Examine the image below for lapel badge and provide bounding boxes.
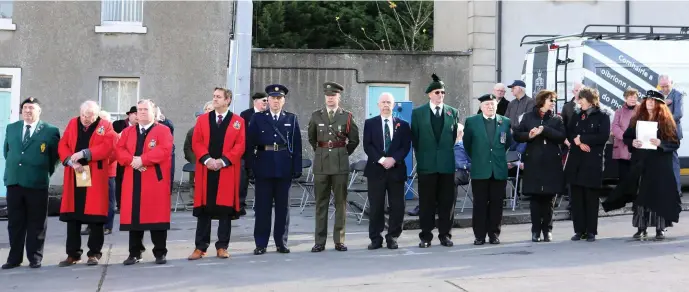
[97,126,105,135]
[233,120,241,129]
[40,143,46,153]
[148,139,157,149]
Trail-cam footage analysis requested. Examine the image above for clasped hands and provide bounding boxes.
[573,135,591,152]
[69,151,85,173]
[528,126,544,139]
[131,156,147,172]
[379,157,396,169]
[632,138,661,149]
[205,159,225,171]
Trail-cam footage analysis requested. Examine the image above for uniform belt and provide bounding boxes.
[258,144,288,151]
[317,141,346,148]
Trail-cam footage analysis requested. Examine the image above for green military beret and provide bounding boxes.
[324,82,344,95]
[425,73,445,94]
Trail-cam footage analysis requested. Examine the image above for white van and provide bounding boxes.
[519,24,689,183]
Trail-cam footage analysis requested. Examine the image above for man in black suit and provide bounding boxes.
[363,92,412,250]
[477,83,509,116]
[238,92,268,215]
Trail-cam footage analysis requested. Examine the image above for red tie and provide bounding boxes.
[217,115,223,125]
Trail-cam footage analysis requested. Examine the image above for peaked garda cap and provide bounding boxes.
[645,89,665,103]
[477,93,497,103]
[266,84,288,97]
[425,73,445,94]
[324,82,344,95]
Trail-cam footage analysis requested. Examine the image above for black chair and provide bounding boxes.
[174,163,195,212]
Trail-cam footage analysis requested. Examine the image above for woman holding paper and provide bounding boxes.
[564,87,611,242]
[603,90,682,240]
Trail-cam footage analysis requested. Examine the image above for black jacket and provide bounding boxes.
[514,108,566,195]
[477,97,509,116]
[603,126,682,223]
[362,116,412,181]
[240,108,259,161]
[564,106,611,188]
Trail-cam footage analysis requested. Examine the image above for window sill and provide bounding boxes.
[95,25,147,34]
[0,21,16,31]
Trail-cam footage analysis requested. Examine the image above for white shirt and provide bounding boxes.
[138,122,154,134]
[254,107,263,113]
[429,102,444,116]
[270,110,282,120]
[215,109,229,122]
[22,120,39,140]
[378,115,395,164]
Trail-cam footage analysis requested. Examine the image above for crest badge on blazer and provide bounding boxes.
[233,120,241,130]
[148,139,157,149]
[97,126,105,135]
[40,143,46,153]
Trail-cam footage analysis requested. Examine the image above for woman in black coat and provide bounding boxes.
[514,90,566,242]
[603,90,682,240]
[564,87,611,242]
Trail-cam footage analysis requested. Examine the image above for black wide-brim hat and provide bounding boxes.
[645,89,665,103]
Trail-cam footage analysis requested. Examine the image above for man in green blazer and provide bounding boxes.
[2,97,60,269]
[411,74,460,248]
[463,93,513,246]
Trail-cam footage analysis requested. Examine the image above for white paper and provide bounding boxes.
[636,121,658,150]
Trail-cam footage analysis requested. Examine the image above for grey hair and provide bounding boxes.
[659,74,673,83]
[203,101,213,110]
[80,100,100,115]
[378,92,395,103]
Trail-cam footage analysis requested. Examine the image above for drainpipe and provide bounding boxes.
[624,0,630,32]
[496,0,503,82]
[227,0,252,113]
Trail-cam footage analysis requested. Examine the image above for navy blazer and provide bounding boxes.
[363,115,411,181]
[246,110,302,179]
[240,108,258,160]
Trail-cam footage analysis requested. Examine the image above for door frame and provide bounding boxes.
[365,83,410,118]
[0,68,22,122]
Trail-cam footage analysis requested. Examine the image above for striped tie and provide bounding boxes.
[22,125,31,147]
[384,119,391,153]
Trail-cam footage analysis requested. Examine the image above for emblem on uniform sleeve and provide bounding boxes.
[97,126,105,135]
[40,143,46,153]
[233,120,241,129]
[148,139,156,149]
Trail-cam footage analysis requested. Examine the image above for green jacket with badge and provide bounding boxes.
[3,120,61,189]
[308,107,360,175]
[411,103,460,174]
[462,114,513,180]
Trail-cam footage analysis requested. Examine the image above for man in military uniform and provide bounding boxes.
[308,81,360,252]
[246,84,302,255]
[2,97,61,269]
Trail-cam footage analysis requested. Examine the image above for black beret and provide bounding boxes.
[252,92,268,100]
[20,97,40,109]
[477,93,497,103]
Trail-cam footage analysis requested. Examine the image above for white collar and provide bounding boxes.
[429,102,444,111]
[23,120,39,128]
[215,109,229,117]
[380,115,393,121]
[483,114,496,120]
[254,107,263,113]
[270,110,282,117]
[139,122,154,131]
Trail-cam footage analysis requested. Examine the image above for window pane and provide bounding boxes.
[0,1,12,19]
[118,80,139,115]
[102,0,143,23]
[0,76,10,89]
[101,81,119,115]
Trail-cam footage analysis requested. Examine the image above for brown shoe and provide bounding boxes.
[187,249,206,260]
[58,256,81,267]
[217,248,230,259]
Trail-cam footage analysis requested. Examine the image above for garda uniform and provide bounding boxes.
[307,82,360,252]
[246,84,302,255]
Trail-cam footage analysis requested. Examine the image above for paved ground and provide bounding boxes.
[1,207,689,292]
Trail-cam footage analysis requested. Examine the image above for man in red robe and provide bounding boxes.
[188,87,245,260]
[57,101,116,267]
[116,99,173,265]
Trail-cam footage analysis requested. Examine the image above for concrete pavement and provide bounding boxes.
[1,209,689,291]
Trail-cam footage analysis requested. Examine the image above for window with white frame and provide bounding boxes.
[96,0,147,33]
[99,78,140,121]
[0,0,16,30]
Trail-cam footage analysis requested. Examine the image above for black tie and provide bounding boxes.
[274,115,278,122]
[435,106,441,117]
[140,127,145,135]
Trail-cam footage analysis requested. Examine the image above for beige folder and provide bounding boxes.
[76,165,92,187]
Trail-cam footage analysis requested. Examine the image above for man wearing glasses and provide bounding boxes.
[411,74,460,248]
[477,83,509,116]
[239,92,268,216]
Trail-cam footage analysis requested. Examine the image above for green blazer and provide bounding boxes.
[463,114,513,180]
[3,120,61,189]
[411,103,459,174]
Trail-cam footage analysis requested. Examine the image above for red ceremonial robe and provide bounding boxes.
[58,117,116,223]
[116,123,173,231]
[192,111,245,218]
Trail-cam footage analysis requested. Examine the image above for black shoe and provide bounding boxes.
[439,237,454,247]
[155,256,167,265]
[532,232,541,242]
[407,205,420,216]
[1,263,20,269]
[334,243,347,251]
[418,241,431,248]
[586,233,596,242]
[571,233,583,241]
[474,239,485,245]
[276,246,290,254]
[489,237,500,244]
[123,256,141,265]
[239,208,247,216]
[253,247,267,255]
[311,244,325,253]
[544,232,553,242]
[633,228,647,239]
[29,262,41,269]
[386,240,399,250]
[368,242,383,250]
[656,230,665,240]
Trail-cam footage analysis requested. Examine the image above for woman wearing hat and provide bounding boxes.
[603,90,682,240]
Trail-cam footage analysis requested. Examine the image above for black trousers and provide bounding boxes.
[528,194,556,234]
[570,185,599,235]
[195,214,231,252]
[617,159,631,182]
[471,178,506,240]
[66,221,104,258]
[129,230,167,258]
[5,185,49,265]
[418,173,457,242]
[367,174,405,244]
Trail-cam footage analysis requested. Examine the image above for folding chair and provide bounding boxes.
[174,163,195,212]
[404,164,420,199]
[295,159,316,213]
[456,170,473,213]
[329,160,367,222]
[505,151,522,211]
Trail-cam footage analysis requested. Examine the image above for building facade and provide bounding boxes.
[0,0,233,188]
